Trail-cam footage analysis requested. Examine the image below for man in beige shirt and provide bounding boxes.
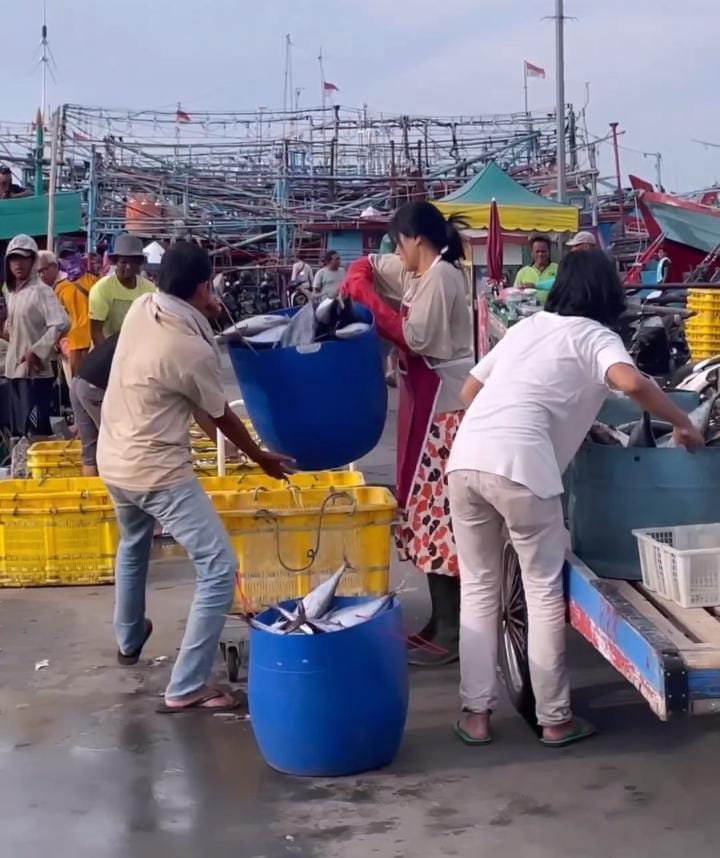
[98,242,290,713]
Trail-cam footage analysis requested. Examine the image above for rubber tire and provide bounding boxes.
[498,536,539,732]
[226,646,240,683]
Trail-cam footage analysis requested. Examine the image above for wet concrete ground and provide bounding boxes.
[2,377,720,857]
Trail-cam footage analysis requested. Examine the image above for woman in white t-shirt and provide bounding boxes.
[447,250,703,748]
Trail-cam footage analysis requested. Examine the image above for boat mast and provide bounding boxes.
[554,0,567,203]
[40,0,50,125]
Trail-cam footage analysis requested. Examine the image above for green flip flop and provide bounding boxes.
[453,720,493,746]
[539,716,596,748]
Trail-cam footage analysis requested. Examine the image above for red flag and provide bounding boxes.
[72,130,90,142]
[524,60,546,79]
[486,199,504,283]
[323,81,339,92]
[176,109,192,123]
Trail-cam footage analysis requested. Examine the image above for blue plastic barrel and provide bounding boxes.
[228,306,387,471]
[248,596,409,777]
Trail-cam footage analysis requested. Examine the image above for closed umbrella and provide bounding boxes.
[486,197,503,283]
[475,197,503,360]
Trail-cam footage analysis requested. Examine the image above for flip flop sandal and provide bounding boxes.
[453,721,493,746]
[156,690,245,715]
[117,619,154,666]
[539,716,596,748]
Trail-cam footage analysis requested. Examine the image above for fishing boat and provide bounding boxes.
[630,175,720,279]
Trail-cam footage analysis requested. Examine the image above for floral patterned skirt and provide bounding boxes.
[394,410,462,577]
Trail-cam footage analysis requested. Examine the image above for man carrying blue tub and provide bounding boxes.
[97,242,292,713]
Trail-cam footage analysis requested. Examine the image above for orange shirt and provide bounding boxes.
[55,273,97,351]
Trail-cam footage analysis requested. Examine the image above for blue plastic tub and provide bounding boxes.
[569,444,720,580]
[227,305,387,471]
[248,596,408,777]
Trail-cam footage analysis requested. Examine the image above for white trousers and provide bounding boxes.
[448,470,571,726]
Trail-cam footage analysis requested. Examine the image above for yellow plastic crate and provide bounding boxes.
[208,486,396,613]
[686,321,720,336]
[198,470,365,495]
[27,440,83,479]
[688,290,720,311]
[0,477,118,587]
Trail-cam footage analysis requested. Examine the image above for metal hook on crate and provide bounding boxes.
[251,485,269,501]
[252,489,357,574]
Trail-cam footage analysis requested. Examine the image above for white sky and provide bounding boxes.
[2,0,719,192]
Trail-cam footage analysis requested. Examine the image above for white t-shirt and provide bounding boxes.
[291,261,313,285]
[447,311,634,498]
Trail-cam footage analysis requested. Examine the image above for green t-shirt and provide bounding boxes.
[88,273,155,336]
[513,262,558,288]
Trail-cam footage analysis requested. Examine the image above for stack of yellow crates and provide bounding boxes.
[0,472,397,614]
[686,289,720,360]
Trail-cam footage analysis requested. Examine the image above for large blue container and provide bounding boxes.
[248,596,408,777]
[567,392,719,580]
[227,306,387,471]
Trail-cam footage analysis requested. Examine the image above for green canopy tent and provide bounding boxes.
[435,162,578,233]
[0,192,82,242]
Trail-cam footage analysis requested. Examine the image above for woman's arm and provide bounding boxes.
[460,376,483,408]
[606,363,704,449]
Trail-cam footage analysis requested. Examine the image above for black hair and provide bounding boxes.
[323,250,339,265]
[530,234,551,251]
[544,249,626,327]
[388,201,465,266]
[158,241,212,300]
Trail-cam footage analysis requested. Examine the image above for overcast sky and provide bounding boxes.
[2,0,718,192]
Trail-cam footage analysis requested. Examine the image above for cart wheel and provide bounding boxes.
[498,537,538,731]
[226,646,240,683]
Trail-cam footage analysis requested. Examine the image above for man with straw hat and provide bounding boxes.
[89,233,155,346]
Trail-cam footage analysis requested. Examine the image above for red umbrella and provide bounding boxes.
[486,197,503,283]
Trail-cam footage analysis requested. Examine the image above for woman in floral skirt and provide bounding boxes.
[342,201,473,665]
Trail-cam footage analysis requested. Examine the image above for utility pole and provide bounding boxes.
[46,108,60,251]
[610,121,625,238]
[554,0,567,203]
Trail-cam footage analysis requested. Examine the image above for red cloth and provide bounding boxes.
[340,258,407,349]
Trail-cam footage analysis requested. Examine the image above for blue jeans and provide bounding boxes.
[107,478,237,699]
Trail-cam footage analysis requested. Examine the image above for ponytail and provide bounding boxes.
[388,201,467,268]
[443,215,466,266]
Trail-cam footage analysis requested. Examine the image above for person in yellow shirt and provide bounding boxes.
[89,234,155,345]
[513,235,558,288]
[53,241,98,376]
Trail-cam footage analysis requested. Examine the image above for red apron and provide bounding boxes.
[395,307,441,511]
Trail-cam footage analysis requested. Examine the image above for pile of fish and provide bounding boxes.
[217,295,370,349]
[589,394,720,448]
[245,563,393,635]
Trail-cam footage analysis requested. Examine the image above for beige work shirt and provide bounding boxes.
[369,254,473,362]
[97,294,226,491]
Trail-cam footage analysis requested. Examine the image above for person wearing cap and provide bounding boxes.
[566,230,598,253]
[2,234,69,439]
[514,235,558,288]
[89,233,154,346]
[0,165,30,200]
[54,241,98,377]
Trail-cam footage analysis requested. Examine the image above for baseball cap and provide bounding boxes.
[7,248,33,258]
[57,240,79,257]
[567,230,597,247]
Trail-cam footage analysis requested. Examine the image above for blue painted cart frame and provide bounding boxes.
[566,553,720,720]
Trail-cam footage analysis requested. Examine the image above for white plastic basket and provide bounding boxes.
[633,524,720,608]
